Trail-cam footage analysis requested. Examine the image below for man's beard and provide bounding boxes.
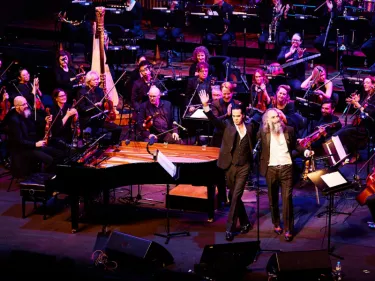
[270,121,282,134]
[23,108,31,118]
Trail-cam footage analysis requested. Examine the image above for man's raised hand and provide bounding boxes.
[199,90,209,106]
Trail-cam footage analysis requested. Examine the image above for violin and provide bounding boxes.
[71,99,81,145]
[143,112,159,131]
[299,121,340,148]
[0,86,11,121]
[103,98,116,122]
[31,78,45,111]
[356,167,375,206]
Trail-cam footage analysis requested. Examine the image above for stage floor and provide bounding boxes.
[0,147,375,280]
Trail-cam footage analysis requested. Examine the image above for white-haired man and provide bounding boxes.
[257,108,313,241]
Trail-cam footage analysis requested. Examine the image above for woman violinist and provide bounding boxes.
[250,68,273,112]
[0,86,11,122]
[301,65,333,103]
[333,76,375,163]
[48,88,79,151]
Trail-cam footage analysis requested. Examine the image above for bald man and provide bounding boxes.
[6,96,64,176]
[137,86,181,143]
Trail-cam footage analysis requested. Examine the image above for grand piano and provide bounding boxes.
[55,140,220,233]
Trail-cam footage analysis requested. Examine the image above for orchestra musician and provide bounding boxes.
[185,62,212,112]
[301,65,333,102]
[277,33,307,94]
[299,100,342,156]
[211,85,223,101]
[76,70,122,145]
[131,60,153,113]
[333,76,375,163]
[122,0,144,38]
[189,46,216,77]
[249,68,273,121]
[124,55,147,104]
[54,50,84,103]
[258,108,314,242]
[258,0,290,55]
[48,88,80,151]
[313,0,350,64]
[199,91,253,241]
[13,69,44,110]
[5,96,64,177]
[204,0,235,56]
[137,85,181,144]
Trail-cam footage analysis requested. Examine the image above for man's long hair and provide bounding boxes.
[262,108,285,134]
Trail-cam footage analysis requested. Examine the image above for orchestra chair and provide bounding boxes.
[208,56,230,82]
[202,34,237,57]
[105,24,145,54]
[19,173,57,220]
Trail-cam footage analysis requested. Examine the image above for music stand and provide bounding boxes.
[307,167,355,259]
[152,149,190,244]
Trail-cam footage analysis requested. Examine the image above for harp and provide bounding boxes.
[91,6,119,110]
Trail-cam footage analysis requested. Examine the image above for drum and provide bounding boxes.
[363,0,375,12]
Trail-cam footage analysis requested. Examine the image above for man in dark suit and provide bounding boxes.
[137,86,181,143]
[6,96,64,177]
[200,91,253,241]
[257,108,313,241]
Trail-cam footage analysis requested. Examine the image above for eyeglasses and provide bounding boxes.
[292,39,301,42]
[58,94,66,98]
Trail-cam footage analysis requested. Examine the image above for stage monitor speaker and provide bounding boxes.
[194,241,260,278]
[104,231,174,268]
[266,250,333,281]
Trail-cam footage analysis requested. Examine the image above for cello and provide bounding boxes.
[356,169,375,206]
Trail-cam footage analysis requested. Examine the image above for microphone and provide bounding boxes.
[148,135,157,145]
[173,121,187,131]
[253,139,261,154]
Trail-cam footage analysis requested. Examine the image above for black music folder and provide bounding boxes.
[307,168,353,196]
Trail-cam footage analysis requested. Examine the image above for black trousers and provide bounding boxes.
[266,164,294,232]
[225,163,251,232]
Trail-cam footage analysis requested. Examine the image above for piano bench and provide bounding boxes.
[167,185,218,221]
[19,173,57,220]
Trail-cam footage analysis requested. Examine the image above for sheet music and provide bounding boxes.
[156,150,177,178]
[190,109,208,119]
[321,171,347,188]
[332,135,347,162]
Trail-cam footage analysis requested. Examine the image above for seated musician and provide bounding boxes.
[122,0,144,38]
[301,66,333,103]
[298,100,342,156]
[5,96,64,176]
[13,69,44,110]
[313,0,350,65]
[361,13,375,71]
[184,62,212,113]
[211,85,223,101]
[156,1,184,56]
[333,76,375,163]
[48,88,80,151]
[137,85,181,144]
[188,46,215,77]
[76,71,122,145]
[54,50,84,103]
[248,68,273,124]
[0,86,10,167]
[131,60,153,113]
[258,0,289,55]
[204,0,235,56]
[123,55,147,104]
[277,33,307,94]
[271,84,305,137]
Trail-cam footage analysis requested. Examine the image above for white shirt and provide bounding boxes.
[234,124,247,141]
[268,131,292,166]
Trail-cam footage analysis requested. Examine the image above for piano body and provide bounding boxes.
[55,141,220,233]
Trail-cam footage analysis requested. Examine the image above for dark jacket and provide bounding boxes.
[204,110,253,170]
[257,126,305,177]
[277,46,307,83]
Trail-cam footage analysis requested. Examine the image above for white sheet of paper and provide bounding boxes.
[157,150,177,178]
[321,171,347,188]
[190,109,208,119]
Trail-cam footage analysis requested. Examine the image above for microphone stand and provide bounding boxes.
[0,61,17,82]
[182,80,201,119]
